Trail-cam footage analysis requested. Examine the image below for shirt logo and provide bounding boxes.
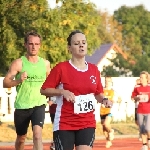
[90,76,96,84]
[26,75,45,82]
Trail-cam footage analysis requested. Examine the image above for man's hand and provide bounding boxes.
[20,71,28,82]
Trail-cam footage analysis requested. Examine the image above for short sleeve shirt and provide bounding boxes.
[41,60,103,131]
[131,84,150,114]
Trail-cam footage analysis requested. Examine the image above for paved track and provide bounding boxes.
[0,138,142,150]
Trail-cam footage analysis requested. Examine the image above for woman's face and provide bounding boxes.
[105,78,112,88]
[140,74,148,85]
[68,33,87,58]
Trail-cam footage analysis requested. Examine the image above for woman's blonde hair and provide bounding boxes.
[140,71,149,81]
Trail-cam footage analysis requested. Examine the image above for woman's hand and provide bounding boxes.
[62,90,75,103]
[134,96,140,102]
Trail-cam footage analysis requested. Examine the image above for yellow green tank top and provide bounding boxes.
[15,56,47,109]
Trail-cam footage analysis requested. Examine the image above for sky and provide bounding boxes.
[48,0,150,14]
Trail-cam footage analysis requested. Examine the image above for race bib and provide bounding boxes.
[74,94,95,114]
[137,95,149,102]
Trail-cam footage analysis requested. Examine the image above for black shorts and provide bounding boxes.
[14,104,45,135]
[135,108,137,121]
[100,113,112,120]
[50,113,55,124]
[53,127,95,150]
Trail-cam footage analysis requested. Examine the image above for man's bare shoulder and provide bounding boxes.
[4,58,22,79]
[11,58,22,65]
[43,59,50,68]
[43,59,50,65]
[12,58,22,64]
[43,59,51,76]
[10,58,22,71]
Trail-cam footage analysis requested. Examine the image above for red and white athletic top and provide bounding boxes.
[131,84,150,114]
[41,60,103,131]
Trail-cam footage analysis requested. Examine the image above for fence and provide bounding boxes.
[0,77,138,123]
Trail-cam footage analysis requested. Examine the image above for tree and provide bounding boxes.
[114,5,150,57]
[101,52,150,77]
[42,0,101,67]
[101,53,132,77]
[102,5,150,77]
[0,0,101,74]
[98,11,123,47]
[131,55,150,76]
[0,0,49,75]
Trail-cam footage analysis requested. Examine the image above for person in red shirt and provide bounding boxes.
[40,30,104,150]
[132,78,142,141]
[131,71,150,150]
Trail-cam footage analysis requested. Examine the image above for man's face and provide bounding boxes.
[25,35,41,56]
[68,33,87,58]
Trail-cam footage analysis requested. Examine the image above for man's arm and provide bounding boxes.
[44,59,51,77]
[3,59,22,88]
